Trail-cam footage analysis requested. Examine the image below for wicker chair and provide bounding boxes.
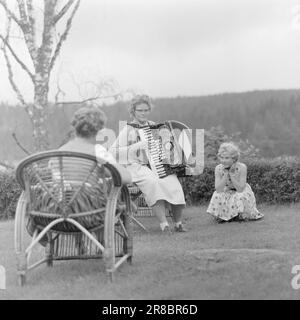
[14,150,133,285]
[128,184,174,232]
[128,184,154,218]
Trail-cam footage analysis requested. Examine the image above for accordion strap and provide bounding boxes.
[127,122,165,130]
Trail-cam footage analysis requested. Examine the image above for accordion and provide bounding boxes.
[128,120,202,179]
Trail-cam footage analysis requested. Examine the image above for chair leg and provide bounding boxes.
[127,255,133,265]
[107,271,114,282]
[46,236,54,267]
[17,252,27,287]
[131,216,148,232]
[18,274,26,286]
[123,208,133,264]
[15,192,28,286]
[104,247,115,275]
[129,198,148,231]
[46,256,53,267]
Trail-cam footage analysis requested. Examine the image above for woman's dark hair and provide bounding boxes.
[71,106,107,138]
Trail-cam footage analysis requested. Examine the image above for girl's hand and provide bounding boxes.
[223,166,230,174]
[229,165,237,175]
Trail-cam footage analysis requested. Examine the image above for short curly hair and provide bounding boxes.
[71,106,107,138]
[217,142,240,162]
[128,94,153,118]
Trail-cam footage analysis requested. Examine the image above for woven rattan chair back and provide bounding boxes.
[18,152,112,232]
[15,150,132,285]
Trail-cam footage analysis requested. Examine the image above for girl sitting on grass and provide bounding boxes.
[207,142,263,222]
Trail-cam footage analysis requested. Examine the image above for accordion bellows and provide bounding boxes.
[132,120,202,178]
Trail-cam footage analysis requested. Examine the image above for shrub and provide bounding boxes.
[0,158,299,221]
[181,157,300,205]
[0,171,22,220]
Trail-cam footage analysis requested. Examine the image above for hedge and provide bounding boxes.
[0,158,299,220]
[181,158,300,205]
[0,171,22,220]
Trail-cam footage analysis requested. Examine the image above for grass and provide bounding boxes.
[1,203,300,300]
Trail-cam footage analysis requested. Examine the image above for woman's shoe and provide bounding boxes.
[162,225,172,234]
[174,224,187,232]
[215,217,226,223]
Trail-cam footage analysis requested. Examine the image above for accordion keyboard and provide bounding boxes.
[138,126,167,178]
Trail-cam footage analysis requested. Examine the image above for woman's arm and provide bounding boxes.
[109,125,145,164]
[229,163,247,192]
[110,162,133,184]
[215,165,229,192]
[128,140,147,153]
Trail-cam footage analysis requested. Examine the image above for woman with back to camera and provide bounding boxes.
[60,105,114,160]
[59,105,131,183]
[59,105,133,215]
[27,105,131,246]
[110,94,187,233]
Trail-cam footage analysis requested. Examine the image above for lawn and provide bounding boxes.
[1,203,300,300]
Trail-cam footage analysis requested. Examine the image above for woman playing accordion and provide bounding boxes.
[110,94,187,233]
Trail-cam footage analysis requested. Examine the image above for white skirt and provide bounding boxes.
[127,163,186,207]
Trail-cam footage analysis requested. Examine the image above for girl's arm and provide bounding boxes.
[229,163,247,192]
[215,165,229,192]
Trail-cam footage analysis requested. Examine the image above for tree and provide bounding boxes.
[204,126,260,162]
[0,0,81,151]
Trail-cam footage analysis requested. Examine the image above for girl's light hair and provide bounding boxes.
[128,94,153,118]
[217,142,240,162]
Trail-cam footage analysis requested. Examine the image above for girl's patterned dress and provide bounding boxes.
[207,163,263,222]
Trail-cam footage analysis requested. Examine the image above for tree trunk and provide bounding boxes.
[32,74,50,151]
[0,0,81,152]
[30,0,56,151]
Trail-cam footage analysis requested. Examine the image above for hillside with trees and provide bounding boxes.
[1,88,300,164]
